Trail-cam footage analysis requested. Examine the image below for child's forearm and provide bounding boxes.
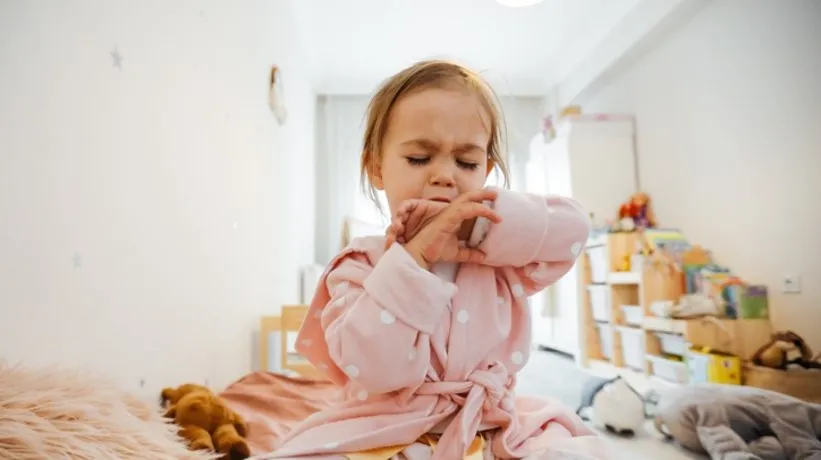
[316,244,455,393]
[462,188,590,298]
[471,188,590,267]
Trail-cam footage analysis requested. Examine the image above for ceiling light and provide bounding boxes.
[496,0,544,7]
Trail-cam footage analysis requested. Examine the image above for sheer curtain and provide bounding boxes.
[315,96,389,264]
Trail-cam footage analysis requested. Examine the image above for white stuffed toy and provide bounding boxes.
[577,376,647,435]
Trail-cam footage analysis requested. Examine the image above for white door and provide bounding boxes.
[525,138,555,349]
[543,137,580,356]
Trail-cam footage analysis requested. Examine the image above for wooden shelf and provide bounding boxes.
[579,231,773,387]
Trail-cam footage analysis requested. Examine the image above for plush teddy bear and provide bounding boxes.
[161,383,250,460]
[751,330,817,370]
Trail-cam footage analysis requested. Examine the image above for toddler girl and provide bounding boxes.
[260,60,612,460]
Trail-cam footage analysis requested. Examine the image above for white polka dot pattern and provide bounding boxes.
[356,389,368,401]
[379,310,396,325]
[570,241,583,258]
[456,310,470,324]
[344,364,360,378]
[511,351,524,365]
[512,284,525,297]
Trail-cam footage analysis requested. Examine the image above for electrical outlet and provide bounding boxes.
[781,274,801,294]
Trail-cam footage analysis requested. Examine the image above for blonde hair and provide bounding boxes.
[359,59,511,211]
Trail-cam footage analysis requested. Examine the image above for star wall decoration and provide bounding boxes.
[110,47,123,70]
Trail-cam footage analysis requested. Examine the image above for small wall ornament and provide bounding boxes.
[269,66,287,125]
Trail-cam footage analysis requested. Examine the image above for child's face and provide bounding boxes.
[373,87,492,216]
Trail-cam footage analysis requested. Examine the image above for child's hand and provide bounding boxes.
[384,199,448,249]
[403,189,501,269]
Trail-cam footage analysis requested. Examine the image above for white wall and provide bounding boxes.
[0,0,316,397]
[577,0,821,350]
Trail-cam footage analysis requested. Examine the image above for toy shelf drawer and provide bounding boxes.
[647,355,688,384]
[616,326,644,370]
[588,285,611,322]
[586,245,608,284]
[653,332,687,356]
[595,323,614,360]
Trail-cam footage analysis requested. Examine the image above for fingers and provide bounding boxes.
[448,201,502,225]
[454,188,498,205]
[451,246,487,264]
[384,217,406,249]
[395,200,419,220]
[384,232,396,249]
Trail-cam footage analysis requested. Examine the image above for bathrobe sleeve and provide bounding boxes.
[294,240,457,394]
[470,187,591,296]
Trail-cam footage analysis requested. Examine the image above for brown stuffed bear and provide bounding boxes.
[161,383,250,460]
[751,330,816,370]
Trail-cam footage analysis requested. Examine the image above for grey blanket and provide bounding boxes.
[655,384,821,460]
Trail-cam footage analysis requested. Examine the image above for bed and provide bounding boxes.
[219,306,340,455]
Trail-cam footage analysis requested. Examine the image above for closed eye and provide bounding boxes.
[457,160,479,170]
[406,157,478,170]
[406,156,429,166]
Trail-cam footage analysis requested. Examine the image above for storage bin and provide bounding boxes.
[588,285,610,322]
[743,363,821,403]
[648,355,689,384]
[617,326,644,370]
[587,245,608,283]
[596,323,613,360]
[654,332,687,356]
[687,347,741,385]
[621,305,643,326]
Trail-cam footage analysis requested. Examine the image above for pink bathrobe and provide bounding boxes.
[261,189,610,460]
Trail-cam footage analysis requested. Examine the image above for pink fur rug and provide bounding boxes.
[0,361,217,460]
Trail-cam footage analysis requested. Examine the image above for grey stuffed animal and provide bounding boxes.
[654,383,821,460]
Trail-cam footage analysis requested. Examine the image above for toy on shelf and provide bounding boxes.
[617,254,632,272]
[691,264,770,319]
[611,192,658,232]
[651,294,722,319]
[644,241,771,320]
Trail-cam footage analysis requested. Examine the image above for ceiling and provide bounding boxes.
[290,0,645,96]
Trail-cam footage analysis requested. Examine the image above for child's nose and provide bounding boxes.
[430,171,455,187]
